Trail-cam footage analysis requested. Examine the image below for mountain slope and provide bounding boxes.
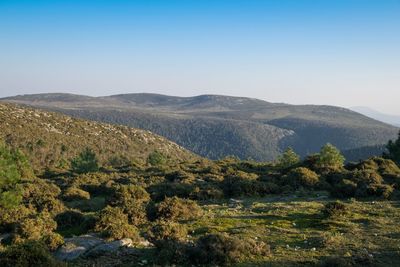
[0,103,196,172]
[351,106,400,127]
[2,93,398,161]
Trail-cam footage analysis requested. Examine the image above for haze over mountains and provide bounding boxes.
[350,106,400,127]
[2,93,398,162]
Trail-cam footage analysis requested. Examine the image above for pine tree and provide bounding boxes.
[316,143,345,169]
[0,142,25,209]
[277,147,300,169]
[71,147,99,174]
[385,131,400,164]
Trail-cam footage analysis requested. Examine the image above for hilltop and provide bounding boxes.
[2,93,398,161]
[0,103,196,173]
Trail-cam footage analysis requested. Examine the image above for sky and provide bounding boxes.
[0,0,399,114]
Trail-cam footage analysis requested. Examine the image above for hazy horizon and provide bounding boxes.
[1,0,399,115]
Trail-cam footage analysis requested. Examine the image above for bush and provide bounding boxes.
[55,210,86,231]
[148,220,188,243]
[331,179,357,198]
[0,143,30,209]
[155,197,203,222]
[71,147,99,174]
[107,155,131,169]
[190,233,270,266]
[352,170,383,185]
[277,147,300,169]
[287,167,320,189]
[323,201,348,218]
[148,183,194,201]
[147,151,167,166]
[62,187,90,201]
[316,143,345,170]
[42,233,64,251]
[16,212,57,241]
[385,131,400,164]
[0,240,61,267]
[94,206,140,241]
[21,180,64,214]
[155,240,189,266]
[107,185,150,225]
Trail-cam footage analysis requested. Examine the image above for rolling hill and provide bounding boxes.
[2,93,398,161]
[0,103,196,173]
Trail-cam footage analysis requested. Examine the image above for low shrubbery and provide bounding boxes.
[155,196,203,222]
[62,187,90,201]
[190,233,270,266]
[322,201,348,219]
[0,240,62,267]
[94,206,140,241]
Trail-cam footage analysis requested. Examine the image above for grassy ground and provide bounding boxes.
[186,194,400,266]
[71,193,400,266]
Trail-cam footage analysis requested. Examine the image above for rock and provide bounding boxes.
[138,239,152,247]
[54,234,104,261]
[86,238,133,256]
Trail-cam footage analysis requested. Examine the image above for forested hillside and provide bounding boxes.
[3,93,397,161]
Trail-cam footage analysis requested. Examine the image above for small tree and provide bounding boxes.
[277,147,300,169]
[71,148,99,174]
[147,150,167,166]
[316,143,345,169]
[0,142,26,209]
[385,131,400,164]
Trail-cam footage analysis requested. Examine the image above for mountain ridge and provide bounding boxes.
[2,93,398,161]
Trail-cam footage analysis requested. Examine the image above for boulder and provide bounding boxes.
[54,234,104,261]
[86,238,133,256]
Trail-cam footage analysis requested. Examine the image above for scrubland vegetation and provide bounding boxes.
[0,103,400,266]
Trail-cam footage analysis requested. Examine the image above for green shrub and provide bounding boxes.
[148,183,194,201]
[55,210,86,231]
[16,212,57,241]
[42,233,64,251]
[331,179,357,198]
[323,201,348,218]
[287,167,320,189]
[147,151,167,166]
[0,240,61,267]
[148,220,188,243]
[277,147,300,169]
[62,187,90,201]
[71,147,99,174]
[94,206,140,241]
[385,131,400,164]
[0,206,35,233]
[21,180,64,214]
[189,185,224,200]
[0,142,30,209]
[190,233,270,266]
[316,143,345,170]
[155,240,189,266]
[107,155,131,169]
[155,197,203,222]
[352,170,383,185]
[107,185,150,225]
[366,184,394,199]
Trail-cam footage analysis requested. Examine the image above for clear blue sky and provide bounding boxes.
[1,0,399,114]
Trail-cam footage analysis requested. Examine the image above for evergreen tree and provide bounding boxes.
[71,148,99,174]
[385,131,400,164]
[277,147,300,169]
[316,143,345,169]
[147,150,167,166]
[0,142,26,209]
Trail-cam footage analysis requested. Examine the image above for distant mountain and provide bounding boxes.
[2,93,398,161]
[0,102,196,172]
[350,106,400,127]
